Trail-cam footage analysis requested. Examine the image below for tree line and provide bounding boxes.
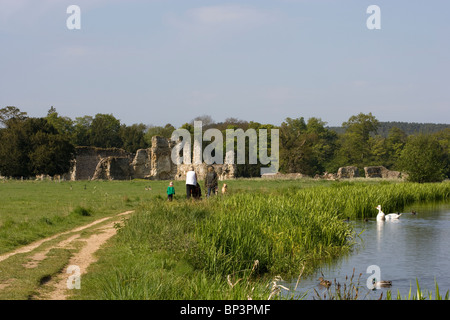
[0,106,448,183]
[328,121,450,137]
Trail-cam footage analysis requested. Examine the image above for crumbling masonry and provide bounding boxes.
[69,136,236,181]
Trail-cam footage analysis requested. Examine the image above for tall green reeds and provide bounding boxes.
[288,181,450,219]
[193,181,450,277]
[192,193,354,277]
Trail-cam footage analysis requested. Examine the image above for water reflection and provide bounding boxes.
[376,220,383,251]
[283,202,450,300]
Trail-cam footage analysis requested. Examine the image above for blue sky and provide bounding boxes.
[0,0,449,127]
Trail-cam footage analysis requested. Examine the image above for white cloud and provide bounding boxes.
[187,5,270,25]
[166,4,277,33]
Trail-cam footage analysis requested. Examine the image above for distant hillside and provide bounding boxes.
[327,121,450,137]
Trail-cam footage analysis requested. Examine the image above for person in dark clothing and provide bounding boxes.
[192,183,202,199]
[204,165,218,198]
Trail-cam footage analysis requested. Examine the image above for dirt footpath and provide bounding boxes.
[0,210,133,300]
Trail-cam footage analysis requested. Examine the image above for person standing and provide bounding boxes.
[185,166,197,199]
[167,181,175,201]
[204,165,218,198]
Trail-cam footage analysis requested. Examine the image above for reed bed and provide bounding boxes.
[193,193,354,277]
[193,181,450,277]
[286,181,450,220]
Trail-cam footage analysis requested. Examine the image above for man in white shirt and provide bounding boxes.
[185,166,197,199]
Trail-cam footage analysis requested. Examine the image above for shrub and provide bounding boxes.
[71,206,93,217]
[397,134,447,183]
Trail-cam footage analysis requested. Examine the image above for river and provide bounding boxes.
[283,201,450,300]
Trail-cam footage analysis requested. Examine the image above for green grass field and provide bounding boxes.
[1,178,449,300]
[0,177,338,254]
[0,179,144,254]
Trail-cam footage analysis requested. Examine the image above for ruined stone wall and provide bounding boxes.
[175,163,236,181]
[147,136,236,181]
[149,136,178,180]
[65,145,407,182]
[71,146,131,180]
[332,165,403,180]
[70,137,236,181]
[337,166,359,179]
[92,156,133,180]
[131,149,151,178]
[364,166,402,179]
[261,172,307,180]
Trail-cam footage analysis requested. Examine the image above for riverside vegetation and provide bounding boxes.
[1,179,449,299]
[71,179,449,300]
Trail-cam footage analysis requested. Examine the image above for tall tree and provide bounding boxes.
[433,128,450,179]
[0,106,27,127]
[89,113,122,148]
[280,117,336,175]
[383,127,408,168]
[45,107,75,141]
[397,134,446,183]
[144,123,176,146]
[280,117,310,174]
[72,115,93,146]
[119,123,149,153]
[305,117,338,173]
[234,122,277,177]
[0,118,30,176]
[334,112,379,169]
[0,117,74,177]
[190,114,215,128]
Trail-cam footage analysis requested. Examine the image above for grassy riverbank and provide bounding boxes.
[0,178,330,255]
[1,178,449,299]
[72,180,450,300]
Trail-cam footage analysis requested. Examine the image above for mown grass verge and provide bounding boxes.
[0,180,155,254]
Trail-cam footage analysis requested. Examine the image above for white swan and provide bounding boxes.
[386,212,402,220]
[375,205,402,221]
[375,205,385,221]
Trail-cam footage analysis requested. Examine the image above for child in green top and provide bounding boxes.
[167,181,175,201]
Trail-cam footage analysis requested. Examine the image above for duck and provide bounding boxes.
[318,277,332,288]
[411,210,417,215]
[375,205,402,221]
[372,278,392,289]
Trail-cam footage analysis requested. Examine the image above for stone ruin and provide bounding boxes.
[261,172,307,179]
[337,166,359,179]
[70,146,130,180]
[333,165,403,180]
[314,165,404,181]
[364,166,402,179]
[62,139,404,182]
[69,136,236,181]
